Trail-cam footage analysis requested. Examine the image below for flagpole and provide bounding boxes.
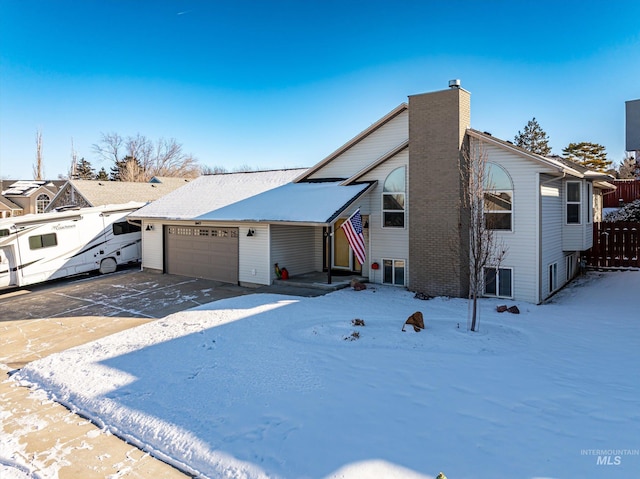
[327,226,332,285]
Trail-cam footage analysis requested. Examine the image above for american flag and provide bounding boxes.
[340,209,366,265]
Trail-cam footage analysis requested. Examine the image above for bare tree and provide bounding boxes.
[92,132,124,166]
[463,137,507,331]
[201,164,228,175]
[33,129,44,180]
[232,164,255,172]
[147,137,199,179]
[93,132,199,181]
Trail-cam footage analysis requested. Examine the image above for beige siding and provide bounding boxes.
[358,152,409,284]
[562,180,592,251]
[141,221,164,271]
[313,226,324,272]
[540,175,566,301]
[308,111,408,180]
[270,225,318,281]
[484,145,544,304]
[238,224,270,285]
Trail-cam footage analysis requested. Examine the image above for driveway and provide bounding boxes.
[0,266,258,321]
[0,267,328,478]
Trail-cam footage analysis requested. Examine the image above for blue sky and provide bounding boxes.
[1,0,639,179]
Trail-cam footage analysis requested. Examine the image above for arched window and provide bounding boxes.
[36,194,50,214]
[382,166,406,228]
[484,163,513,230]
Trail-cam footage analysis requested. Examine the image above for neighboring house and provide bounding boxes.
[0,180,65,216]
[46,178,193,211]
[131,82,614,304]
[0,196,23,218]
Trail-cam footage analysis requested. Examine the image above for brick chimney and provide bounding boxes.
[408,81,471,297]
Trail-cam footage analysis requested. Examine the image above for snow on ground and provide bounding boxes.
[8,271,640,478]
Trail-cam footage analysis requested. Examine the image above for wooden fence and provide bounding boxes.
[603,179,640,207]
[586,222,640,268]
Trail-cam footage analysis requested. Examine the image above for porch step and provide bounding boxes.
[273,273,368,291]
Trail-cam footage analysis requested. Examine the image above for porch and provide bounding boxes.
[272,270,368,291]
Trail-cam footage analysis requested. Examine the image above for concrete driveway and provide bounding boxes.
[0,267,327,478]
[0,266,259,322]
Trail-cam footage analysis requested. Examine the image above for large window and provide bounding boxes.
[382,167,405,228]
[36,194,51,214]
[484,163,513,231]
[483,267,513,298]
[383,258,405,286]
[566,182,581,224]
[29,233,57,250]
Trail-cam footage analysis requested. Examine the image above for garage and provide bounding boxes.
[165,226,239,283]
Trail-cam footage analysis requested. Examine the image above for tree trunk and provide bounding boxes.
[471,292,478,331]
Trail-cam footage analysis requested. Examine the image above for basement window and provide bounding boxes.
[483,267,513,298]
[383,258,405,286]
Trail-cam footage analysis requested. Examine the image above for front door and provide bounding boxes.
[333,216,367,273]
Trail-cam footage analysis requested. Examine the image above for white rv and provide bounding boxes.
[0,203,144,289]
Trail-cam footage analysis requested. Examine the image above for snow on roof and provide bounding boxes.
[196,181,374,223]
[132,169,308,220]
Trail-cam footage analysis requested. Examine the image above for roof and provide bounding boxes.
[131,169,308,220]
[195,181,375,224]
[0,196,22,210]
[466,129,586,177]
[1,180,63,197]
[59,179,191,207]
[294,103,408,183]
[148,176,195,188]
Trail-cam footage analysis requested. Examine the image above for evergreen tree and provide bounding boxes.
[514,117,552,156]
[95,167,109,180]
[110,159,127,181]
[618,153,638,179]
[75,158,95,179]
[562,142,612,172]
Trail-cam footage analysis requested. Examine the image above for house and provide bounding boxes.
[129,169,308,283]
[46,178,193,211]
[0,180,66,217]
[132,82,614,304]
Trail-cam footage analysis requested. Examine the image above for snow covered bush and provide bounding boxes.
[604,199,640,222]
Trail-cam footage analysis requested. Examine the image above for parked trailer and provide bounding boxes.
[0,203,144,289]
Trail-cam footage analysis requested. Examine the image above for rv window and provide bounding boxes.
[0,229,9,237]
[113,221,141,235]
[29,233,58,250]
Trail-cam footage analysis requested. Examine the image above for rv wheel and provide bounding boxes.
[99,257,117,274]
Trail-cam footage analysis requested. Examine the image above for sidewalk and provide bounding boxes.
[0,316,191,479]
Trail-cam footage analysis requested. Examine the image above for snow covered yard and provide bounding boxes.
[10,271,640,479]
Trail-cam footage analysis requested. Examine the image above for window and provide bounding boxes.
[113,221,141,235]
[36,194,51,214]
[566,255,575,281]
[484,163,513,231]
[382,167,405,228]
[29,233,58,250]
[483,267,512,298]
[549,262,558,293]
[383,258,405,286]
[566,182,581,224]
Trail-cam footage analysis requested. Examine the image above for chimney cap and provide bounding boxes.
[448,79,461,89]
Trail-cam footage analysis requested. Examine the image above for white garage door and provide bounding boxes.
[166,226,238,283]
